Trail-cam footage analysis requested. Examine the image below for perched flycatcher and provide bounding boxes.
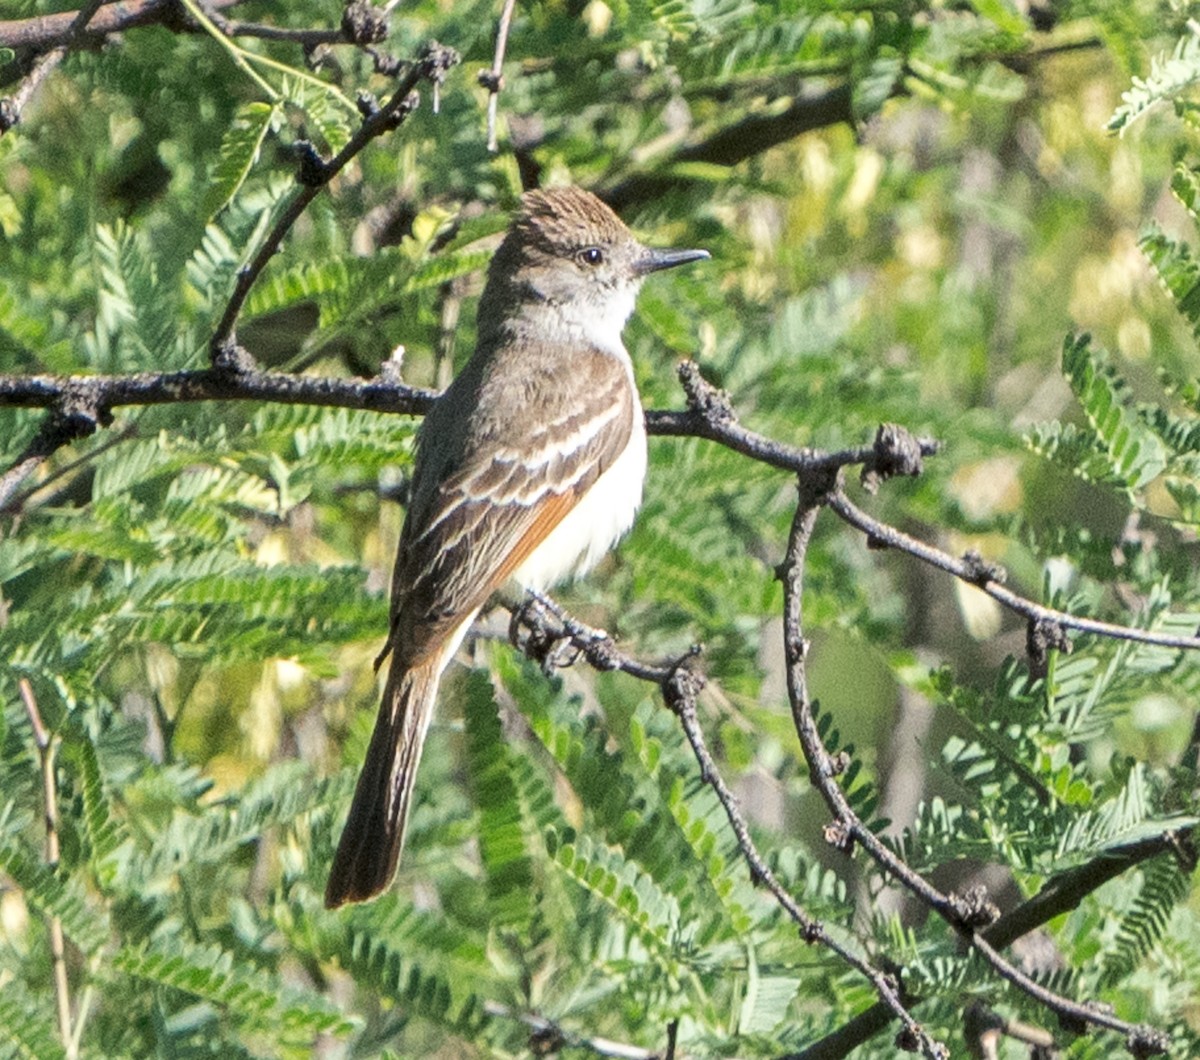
[325,186,708,908]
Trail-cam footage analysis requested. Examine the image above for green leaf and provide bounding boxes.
[0,982,64,1060]
[462,670,536,929]
[1109,33,1200,132]
[738,950,800,1035]
[0,841,110,956]
[68,731,129,889]
[113,941,351,1036]
[1057,334,1167,491]
[1140,224,1200,341]
[205,102,279,220]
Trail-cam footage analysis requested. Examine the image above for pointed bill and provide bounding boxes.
[634,247,710,276]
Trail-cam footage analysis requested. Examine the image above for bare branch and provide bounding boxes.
[792,824,1194,1059]
[0,0,242,52]
[826,488,1200,653]
[0,401,112,513]
[210,40,460,354]
[0,431,58,512]
[18,679,76,1059]
[0,367,436,514]
[0,0,105,134]
[985,830,1196,951]
[479,0,517,152]
[509,592,948,1060]
[778,480,1170,1057]
[646,360,941,477]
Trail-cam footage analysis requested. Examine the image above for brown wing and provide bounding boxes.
[385,342,635,668]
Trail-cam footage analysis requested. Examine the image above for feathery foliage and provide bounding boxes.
[3,0,1200,1056]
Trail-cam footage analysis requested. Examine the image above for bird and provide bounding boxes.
[325,186,709,908]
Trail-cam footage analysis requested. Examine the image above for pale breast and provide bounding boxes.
[510,403,647,592]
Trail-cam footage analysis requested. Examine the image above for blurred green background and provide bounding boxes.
[3,1,1200,1057]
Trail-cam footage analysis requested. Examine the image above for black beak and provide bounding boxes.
[635,247,710,276]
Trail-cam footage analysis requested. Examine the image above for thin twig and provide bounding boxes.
[0,443,54,511]
[4,423,138,515]
[0,411,96,514]
[204,16,344,48]
[0,0,105,134]
[0,0,242,51]
[507,593,947,1060]
[480,0,517,151]
[779,485,969,922]
[777,482,1169,1058]
[18,679,75,1059]
[211,42,458,352]
[825,488,1200,653]
[483,1000,658,1058]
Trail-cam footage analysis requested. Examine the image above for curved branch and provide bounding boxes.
[603,85,853,211]
[826,488,1200,653]
[0,0,105,134]
[507,593,946,1060]
[0,0,243,51]
[779,481,1170,1058]
[210,41,460,352]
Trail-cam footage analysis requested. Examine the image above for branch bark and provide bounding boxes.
[0,0,243,51]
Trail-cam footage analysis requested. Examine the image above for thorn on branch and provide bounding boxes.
[826,749,849,776]
[530,1023,567,1054]
[799,919,824,944]
[304,42,333,70]
[1126,1025,1171,1058]
[210,339,258,374]
[356,91,380,119]
[379,345,406,383]
[52,388,107,440]
[581,634,622,672]
[676,359,736,425]
[663,650,706,714]
[477,71,504,93]
[786,634,808,660]
[952,885,1000,930]
[823,819,854,853]
[295,140,328,187]
[861,422,925,494]
[960,548,1006,586]
[1026,616,1072,677]
[368,46,404,76]
[418,40,460,87]
[341,1,390,46]
[385,91,421,130]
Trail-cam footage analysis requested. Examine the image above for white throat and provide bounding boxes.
[551,286,639,361]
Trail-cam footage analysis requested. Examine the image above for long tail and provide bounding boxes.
[325,657,441,908]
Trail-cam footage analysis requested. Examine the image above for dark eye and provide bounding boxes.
[579,247,605,266]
